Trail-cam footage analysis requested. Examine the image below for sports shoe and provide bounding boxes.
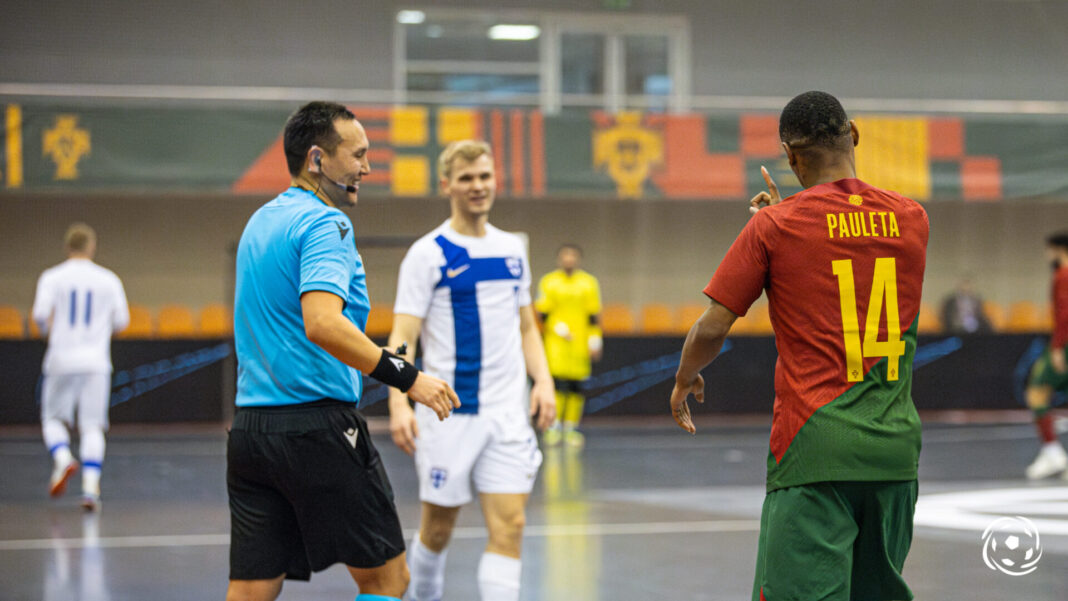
[564,429,585,449]
[80,493,100,512]
[1025,444,1068,480]
[542,427,562,447]
[49,460,79,498]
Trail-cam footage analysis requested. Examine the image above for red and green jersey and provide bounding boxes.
[705,178,929,492]
[1051,265,1068,349]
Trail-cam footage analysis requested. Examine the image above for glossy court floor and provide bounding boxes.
[1,415,1067,601]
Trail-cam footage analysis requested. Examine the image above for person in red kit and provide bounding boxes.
[670,91,928,601]
[1022,232,1068,479]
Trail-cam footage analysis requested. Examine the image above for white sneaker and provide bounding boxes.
[1025,444,1068,480]
[49,460,79,498]
[80,493,100,512]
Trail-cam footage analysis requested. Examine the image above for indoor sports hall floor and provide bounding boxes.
[1,415,1066,600]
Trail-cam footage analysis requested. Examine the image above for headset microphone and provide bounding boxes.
[314,154,357,193]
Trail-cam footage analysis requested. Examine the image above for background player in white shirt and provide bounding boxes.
[388,140,555,601]
[32,223,129,510]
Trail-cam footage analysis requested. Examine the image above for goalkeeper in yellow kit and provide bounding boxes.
[536,244,602,447]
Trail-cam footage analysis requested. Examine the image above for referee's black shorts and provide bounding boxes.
[227,399,405,581]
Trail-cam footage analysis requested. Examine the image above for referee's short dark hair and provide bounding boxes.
[779,91,851,149]
[1047,231,1068,252]
[283,101,356,177]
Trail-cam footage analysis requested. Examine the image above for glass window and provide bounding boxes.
[561,33,605,95]
[407,73,539,94]
[624,34,670,95]
[405,19,540,63]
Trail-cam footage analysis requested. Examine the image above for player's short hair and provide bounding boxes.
[438,140,492,181]
[283,101,356,177]
[64,222,96,253]
[558,243,583,257]
[1047,231,1068,252]
[779,91,851,150]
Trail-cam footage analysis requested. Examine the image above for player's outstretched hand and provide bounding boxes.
[529,379,557,431]
[407,372,461,421]
[670,373,704,434]
[749,166,782,215]
[389,402,419,456]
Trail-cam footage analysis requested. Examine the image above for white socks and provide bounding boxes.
[477,552,521,601]
[44,419,72,465]
[80,427,106,497]
[407,535,447,601]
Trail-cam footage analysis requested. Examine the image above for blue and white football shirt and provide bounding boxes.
[234,187,370,407]
[394,221,531,415]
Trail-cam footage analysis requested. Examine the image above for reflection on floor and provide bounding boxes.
[1,418,1067,600]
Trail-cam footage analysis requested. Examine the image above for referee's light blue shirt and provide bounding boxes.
[234,187,369,407]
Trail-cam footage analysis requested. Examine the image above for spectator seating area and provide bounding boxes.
[0,300,1055,339]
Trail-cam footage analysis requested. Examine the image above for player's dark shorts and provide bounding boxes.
[227,399,405,581]
[553,378,585,394]
[753,480,917,601]
[1028,345,1068,391]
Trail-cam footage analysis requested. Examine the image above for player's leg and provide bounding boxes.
[41,374,78,497]
[409,411,480,601]
[1024,351,1067,479]
[751,483,856,601]
[472,411,542,601]
[347,553,409,599]
[543,378,569,446]
[562,384,586,448]
[225,576,284,601]
[77,373,110,509]
[847,480,917,601]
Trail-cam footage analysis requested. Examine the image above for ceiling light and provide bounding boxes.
[488,24,540,41]
[396,10,426,25]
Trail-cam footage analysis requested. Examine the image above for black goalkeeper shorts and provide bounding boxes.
[227,400,405,581]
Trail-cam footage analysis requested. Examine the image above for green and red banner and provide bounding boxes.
[3,102,1066,201]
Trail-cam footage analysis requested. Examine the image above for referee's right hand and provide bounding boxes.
[407,372,461,421]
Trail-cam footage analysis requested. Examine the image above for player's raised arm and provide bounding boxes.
[301,291,459,421]
[670,300,738,434]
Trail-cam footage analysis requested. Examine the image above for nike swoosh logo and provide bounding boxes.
[446,264,470,279]
[336,221,350,240]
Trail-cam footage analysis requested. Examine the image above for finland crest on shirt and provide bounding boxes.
[395,221,531,415]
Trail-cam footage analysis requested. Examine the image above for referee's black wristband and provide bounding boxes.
[369,349,419,393]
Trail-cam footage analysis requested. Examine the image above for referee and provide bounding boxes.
[227,101,459,601]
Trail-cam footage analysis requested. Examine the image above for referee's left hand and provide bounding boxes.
[530,379,557,431]
[670,374,704,434]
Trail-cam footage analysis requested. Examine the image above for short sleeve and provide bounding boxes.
[299,211,356,299]
[394,241,441,319]
[517,247,533,307]
[31,272,53,327]
[703,211,771,317]
[111,274,130,332]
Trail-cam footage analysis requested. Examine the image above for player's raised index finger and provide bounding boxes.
[761,166,780,198]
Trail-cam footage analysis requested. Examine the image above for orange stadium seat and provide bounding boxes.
[731,303,772,335]
[600,303,636,335]
[983,301,1006,332]
[1004,301,1043,333]
[639,303,675,335]
[917,303,941,334]
[0,306,26,339]
[675,302,708,334]
[119,304,154,338]
[198,303,232,337]
[365,304,394,338]
[157,304,196,338]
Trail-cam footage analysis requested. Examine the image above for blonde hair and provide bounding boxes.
[64,222,96,254]
[437,139,492,181]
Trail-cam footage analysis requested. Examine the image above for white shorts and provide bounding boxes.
[414,406,543,507]
[41,373,111,430]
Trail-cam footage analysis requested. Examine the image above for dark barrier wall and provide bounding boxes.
[0,334,1050,425]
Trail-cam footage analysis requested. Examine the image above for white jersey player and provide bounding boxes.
[31,223,129,510]
[388,140,555,601]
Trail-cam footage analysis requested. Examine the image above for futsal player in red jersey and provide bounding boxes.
[670,91,929,601]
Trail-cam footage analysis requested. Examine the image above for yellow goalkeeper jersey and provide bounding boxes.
[535,269,602,380]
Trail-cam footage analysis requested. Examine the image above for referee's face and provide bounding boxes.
[323,118,371,207]
[444,154,496,218]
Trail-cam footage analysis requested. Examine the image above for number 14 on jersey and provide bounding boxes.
[832,258,906,382]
